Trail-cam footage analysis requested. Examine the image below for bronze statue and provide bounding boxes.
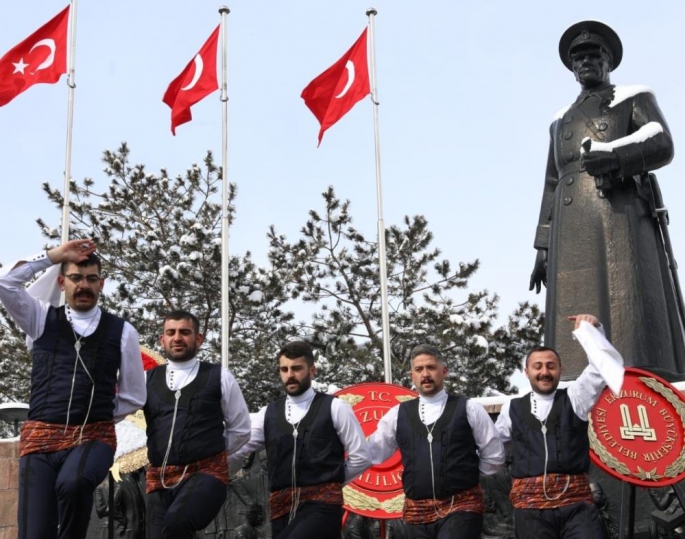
[530,20,685,379]
[234,503,265,539]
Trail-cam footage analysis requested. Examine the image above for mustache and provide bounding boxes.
[75,290,94,298]
[285,378,300,386]
[537,375,554,382]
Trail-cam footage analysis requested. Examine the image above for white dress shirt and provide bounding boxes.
[228,387,372,483]
[495,321,625,444]
[0,251,146,422]
[367,390,505,475]
[164,357,251,455]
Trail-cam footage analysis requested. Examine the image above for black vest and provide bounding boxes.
[396,395,480,500]
[144,362,225,467]
[264,392,345,492]
[509,389,590,478]
[30,306,123,424]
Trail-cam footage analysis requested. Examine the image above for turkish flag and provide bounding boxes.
[163,26,219,135]
[0,5,69,107]
[301,28,370,146]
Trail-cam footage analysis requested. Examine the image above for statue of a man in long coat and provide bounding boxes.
[530,20,685,379]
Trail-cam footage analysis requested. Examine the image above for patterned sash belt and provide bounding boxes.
[403,485,484,524]
[510,473,593,509]
[146,451,229,493]
[20,420,116,457]
[269,482,343,521]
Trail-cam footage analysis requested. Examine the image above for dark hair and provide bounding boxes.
[277,341,315,367]
[525,346,561,368]
[410,344,445,365]
[163,310,200,333]
[61,253,102,275]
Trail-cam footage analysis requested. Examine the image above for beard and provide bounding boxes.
[283,375,311,396]
[164,343,198,362]
[533,375,559,395]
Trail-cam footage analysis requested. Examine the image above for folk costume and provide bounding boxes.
[144,356,250,539]
[0,252,146,539]
[495,321,625,539]
[229,387,372,539]
[368,392,505,539]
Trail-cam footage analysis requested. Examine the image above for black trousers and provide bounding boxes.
[271,501,343,539]
[146,473,227,539]
[18,440,114,539]
[406,510,483,539]
[514,502,603,539]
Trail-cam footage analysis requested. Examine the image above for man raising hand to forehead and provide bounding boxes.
[0,239,146,539]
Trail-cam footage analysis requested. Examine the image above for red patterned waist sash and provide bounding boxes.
[146,451,229,493]
[403,485,484,524]
[510,473,593,509]
[20,419,116,457]
[269,482,343,521]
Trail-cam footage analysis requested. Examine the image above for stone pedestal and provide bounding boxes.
[0,439,19,539]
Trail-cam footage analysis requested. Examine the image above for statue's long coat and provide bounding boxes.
[535,83,685,378]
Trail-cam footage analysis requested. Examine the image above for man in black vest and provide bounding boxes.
[0,239,147,539]
[368,344,505,539]
[495,314,625,539]
[144,310,250,539]
[229,341,371,539]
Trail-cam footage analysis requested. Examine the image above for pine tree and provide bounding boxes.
[36,143,296,407]
[0,147,544,414]
[0,301,32,405]
[268,186,544,397]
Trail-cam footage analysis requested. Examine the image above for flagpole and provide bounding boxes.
[366,8,392,383]
[219,6,230,369]
[60,0,78,245]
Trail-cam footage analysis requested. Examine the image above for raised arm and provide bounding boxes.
[567,314,624,419]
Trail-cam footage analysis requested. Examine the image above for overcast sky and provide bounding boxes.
[1,1,684,387]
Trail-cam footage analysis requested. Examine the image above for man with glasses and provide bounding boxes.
[0,239,146,539]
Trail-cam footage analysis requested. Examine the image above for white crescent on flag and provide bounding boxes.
[335,60,355,99]
[181,54,204,91]
[29,39,56,74]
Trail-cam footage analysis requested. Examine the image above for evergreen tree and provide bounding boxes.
[36,143,295,407]
[0,147,543,414]
[0,299,32,408]
[268,187,544,397]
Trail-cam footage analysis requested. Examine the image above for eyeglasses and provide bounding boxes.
[64,274,102,284]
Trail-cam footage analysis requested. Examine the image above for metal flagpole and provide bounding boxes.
[366,8,392,383]
[60,0,78,245]
[219,6,230,369]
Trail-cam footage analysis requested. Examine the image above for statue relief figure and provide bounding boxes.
[530,20,685,379]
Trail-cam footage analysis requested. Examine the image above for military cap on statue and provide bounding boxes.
[559,20,623,71]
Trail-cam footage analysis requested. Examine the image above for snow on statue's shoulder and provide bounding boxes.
[552,85,654,120]
[610,85,653,107]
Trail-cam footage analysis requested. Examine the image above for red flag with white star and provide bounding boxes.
[163,26,219,135]
[0,5,69,107]
[301,28,370,146]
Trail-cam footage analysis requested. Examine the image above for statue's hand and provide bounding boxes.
[529,249,547,294]
[582,150,620,178]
